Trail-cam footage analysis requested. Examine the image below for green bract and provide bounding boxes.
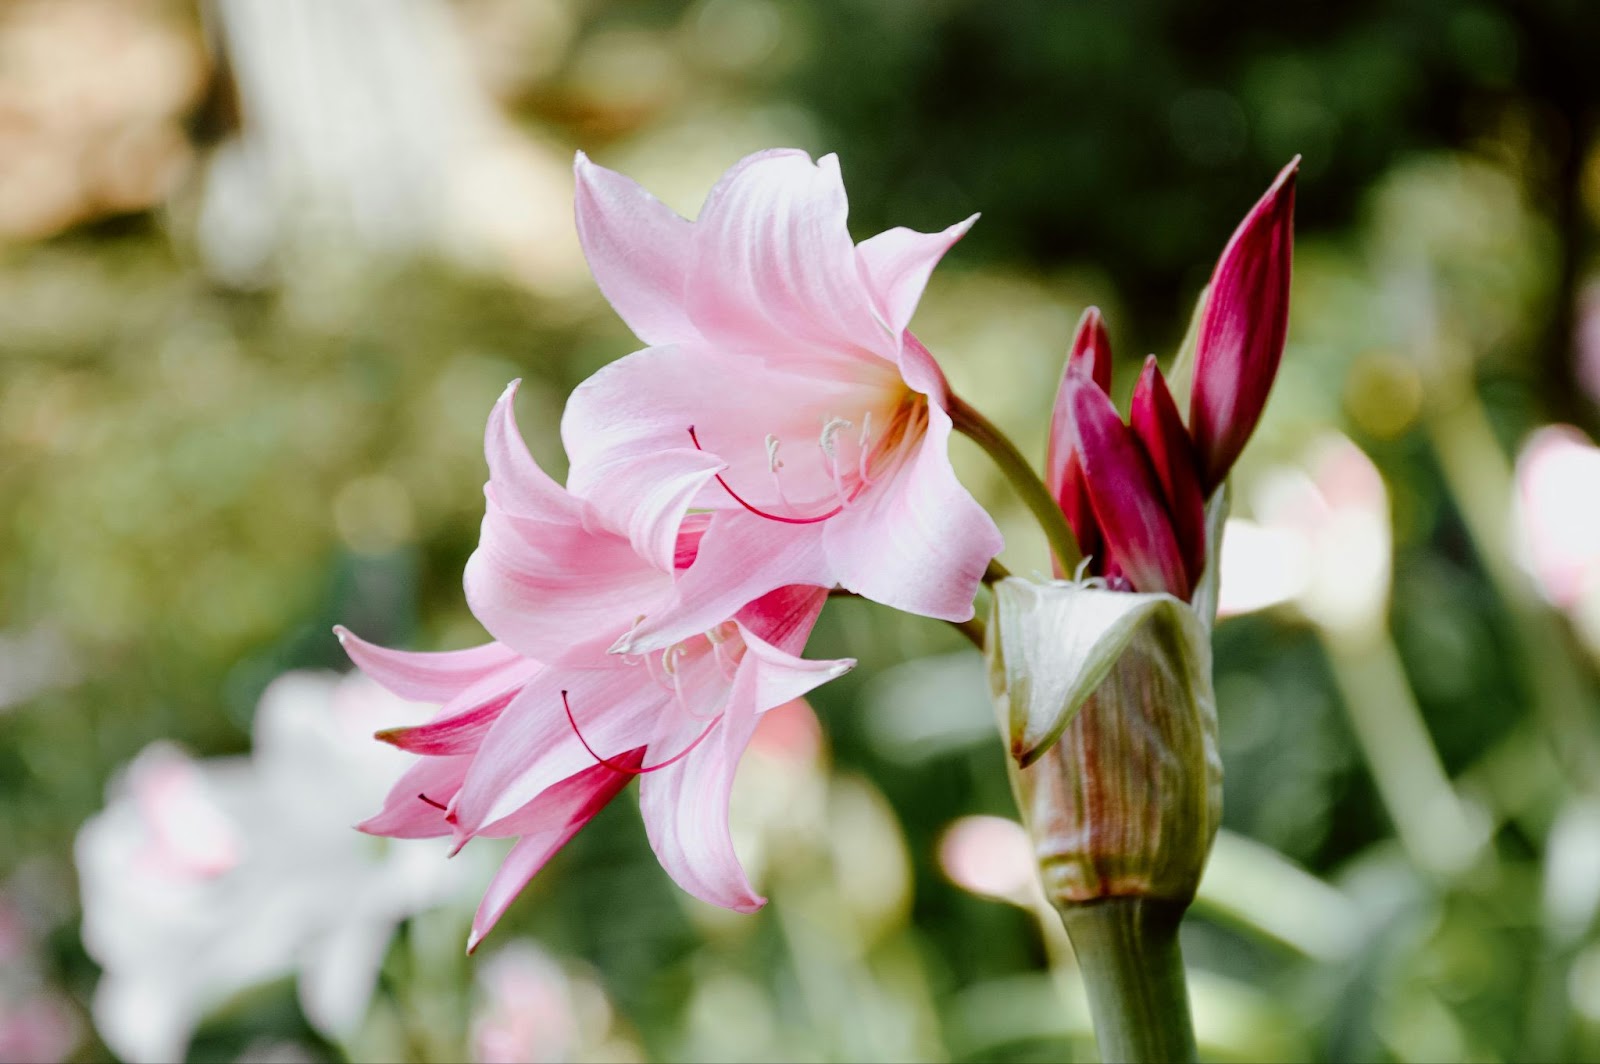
[986,492,1229,907]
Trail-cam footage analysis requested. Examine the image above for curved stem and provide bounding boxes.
[1057,898,1198,1063]
[948,394,1081,575]
[948,615,986,649]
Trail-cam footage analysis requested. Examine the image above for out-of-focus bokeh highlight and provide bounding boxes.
[4,0,1600,1060]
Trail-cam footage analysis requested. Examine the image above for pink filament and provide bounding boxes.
[563,689,720,775]
[688,426,844,525]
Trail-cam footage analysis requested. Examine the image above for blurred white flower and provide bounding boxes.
[1218,434,1391,633]
[470,942,634,1064]
[1514,425,1600,654]
[76,671,487,1064]
[200,0,586,296]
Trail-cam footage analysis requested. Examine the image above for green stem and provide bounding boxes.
[1321,622,1482,878]
[1056,898,1198,1064]
[948,615,986,649]
[948,394,1081,575]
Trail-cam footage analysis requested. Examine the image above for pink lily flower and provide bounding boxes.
[560,149,1003,652]
[338,385,853,947]
[1045,161,1297,598]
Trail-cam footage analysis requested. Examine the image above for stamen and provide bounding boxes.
[416,793,448,811]
[857,411,875,486]
[821,438,851,509]
[644,651,669,690]
[709,635,739,680]
[563,690,721,775]
[688,426,844,525]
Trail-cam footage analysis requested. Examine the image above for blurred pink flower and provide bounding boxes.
[467,942,631,1064]
[0,991,79,1064]
[0,888,81,1064]
[561,149,1002,650]
[938,815,1040,908]
[1576,282,1600,409]
[342,385,853,946]
[1515,425,1600,611]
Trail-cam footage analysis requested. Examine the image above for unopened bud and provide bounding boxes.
[988,578,1221,908]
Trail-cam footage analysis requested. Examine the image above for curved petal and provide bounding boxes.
[573,447,726,574]
[896,331,951,407]
[686,150,893,364]
[333,628,520,703]
[466,752,642,952]
[451,664,666,837]
[856,215,976,336]
[734,584,829,656]
[357,754,470,838]
[734,623,854,713]
[573,152,698,346]
[613,511,834,655]
[464,497,672,665]
[374,658,539,756]
[637,661,766,912]
[484,380,583,523]
[823,403,1002,621]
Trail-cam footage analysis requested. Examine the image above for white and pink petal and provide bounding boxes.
[822,403,1002,621]
[573,152,699,347]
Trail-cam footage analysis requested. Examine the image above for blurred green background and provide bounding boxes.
[5,0,1600,1060]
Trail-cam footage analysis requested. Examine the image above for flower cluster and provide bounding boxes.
[1047,158,1297,600]
[340,149,1002,948]
[343,144,1298,948]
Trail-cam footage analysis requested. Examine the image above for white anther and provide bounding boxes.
[765,434,784,474]
[818,416,854,460]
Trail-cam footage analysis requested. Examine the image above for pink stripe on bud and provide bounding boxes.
[1190,158,1297,492]
[1130,356,1207,590]
[1069,305,1113,391]
[1065,374,1191,599]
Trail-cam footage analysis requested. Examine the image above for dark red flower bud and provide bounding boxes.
[1130,356,1207,590]
[1189,158,1297,492]
[1065,374,1191,599]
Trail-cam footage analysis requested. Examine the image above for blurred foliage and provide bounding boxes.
[4,0,1600,1061]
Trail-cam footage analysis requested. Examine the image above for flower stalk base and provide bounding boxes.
[1057,897,1197,1064]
